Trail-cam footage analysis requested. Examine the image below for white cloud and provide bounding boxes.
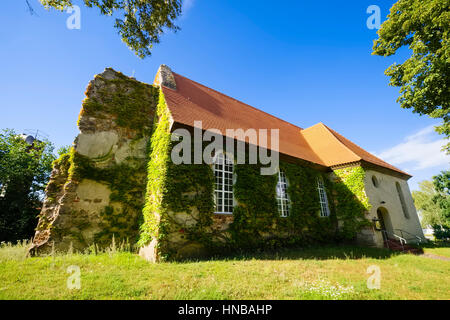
[375,124,449,170]
[182,0,195,15]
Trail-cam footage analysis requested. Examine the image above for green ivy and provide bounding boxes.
[80,70,158,137]
[138,89,215,260]
[45,73,375,257]
[65,148,148,245]
[39,70,158,248]
[229,161,337,250]
[332,166,372,240]
[228,162,278,249]
[43,151,71,204]
[138,89,173,248]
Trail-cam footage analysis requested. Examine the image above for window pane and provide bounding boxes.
[276,171,290,217]
[213,152,234,214]
[317,177,330,217]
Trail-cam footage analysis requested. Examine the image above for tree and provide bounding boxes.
[432,170,450,228]
[413,171,450,240]
[39,0,183,58]
[412,180,444,227]
[372,0,449,153]
[0,129,55,242]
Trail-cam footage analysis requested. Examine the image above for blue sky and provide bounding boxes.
[0,0,448,190]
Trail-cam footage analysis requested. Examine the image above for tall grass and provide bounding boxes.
[0,235,135,263]
[0,239,32,262]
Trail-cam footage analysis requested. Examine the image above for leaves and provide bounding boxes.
[0,129,55,242]
[412,180,444,226]
[413,171,450,229]
[372,0,450,153]
[432,171,450,228]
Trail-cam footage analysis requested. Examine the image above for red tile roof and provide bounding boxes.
[160,71,410,177]
[301,123,410,177]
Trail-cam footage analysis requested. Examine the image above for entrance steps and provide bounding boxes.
[384,239,423,254]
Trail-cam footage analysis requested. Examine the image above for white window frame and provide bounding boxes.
[213,152,234,214]
[276,170,290,217]
[317,176,330,217]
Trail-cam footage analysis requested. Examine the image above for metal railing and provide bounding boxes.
[393,228,423,244]
[381,230,406,251]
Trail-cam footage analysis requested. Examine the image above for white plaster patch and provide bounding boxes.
[114,137,148,164]
[75,131,119,159]
[74,180,111,212]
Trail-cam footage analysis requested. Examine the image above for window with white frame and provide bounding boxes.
[213,152,234,214]
[276,170,290,217]
[317,176,330,217]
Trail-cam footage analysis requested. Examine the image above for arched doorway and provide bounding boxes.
[376,207,393,240]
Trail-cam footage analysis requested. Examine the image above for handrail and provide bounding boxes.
[381,230,406,251]
[393,228,422,244]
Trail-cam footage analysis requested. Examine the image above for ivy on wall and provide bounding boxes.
[71,148,148,244]
[43,151,71,205]
[80,69,158,137]
[280,162,338,243]
[229,162,278,249]
[43,141,149,247]
[40,71,374,257]
[66,71,158,246]
[138,90,173,249]
[138,116,374,260]
[34,71,158,250]
[35,151,72,232]
[229,161,337,250]
[138,89,215,260]
[332,166,372,240]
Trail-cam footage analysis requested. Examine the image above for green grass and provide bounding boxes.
[0,242,449,300]
[421,242,450,258]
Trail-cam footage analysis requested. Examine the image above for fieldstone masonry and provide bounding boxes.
[30,68,158,254]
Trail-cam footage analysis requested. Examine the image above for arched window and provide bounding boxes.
[372,175,379,187]
[213,152,234,214]
[276,170,290,217]
[395,182,409,219]
[317,176,330,217]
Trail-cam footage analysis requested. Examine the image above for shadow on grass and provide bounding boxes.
[179,244,399,263]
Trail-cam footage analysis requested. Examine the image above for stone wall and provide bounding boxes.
[30,68,159,254]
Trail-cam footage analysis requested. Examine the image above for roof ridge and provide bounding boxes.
[171,72,304,131]
[318,123,362,161]
[303,122,362,163]
[322,123,410,176]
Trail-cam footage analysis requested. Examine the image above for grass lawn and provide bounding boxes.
[422,243,450,258]
[0,242,449,300]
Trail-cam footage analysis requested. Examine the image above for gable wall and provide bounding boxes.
[30,69,158,254]
[363,169,425,247]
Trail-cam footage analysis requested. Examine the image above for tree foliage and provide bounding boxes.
[372,0,450,152]
[39,0,183,58]
[0,129,55,242]
[432,170,450,226]
[413,171,450,239]
[412,180,444,227]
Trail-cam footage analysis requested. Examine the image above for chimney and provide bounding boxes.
[154,64,176,90]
